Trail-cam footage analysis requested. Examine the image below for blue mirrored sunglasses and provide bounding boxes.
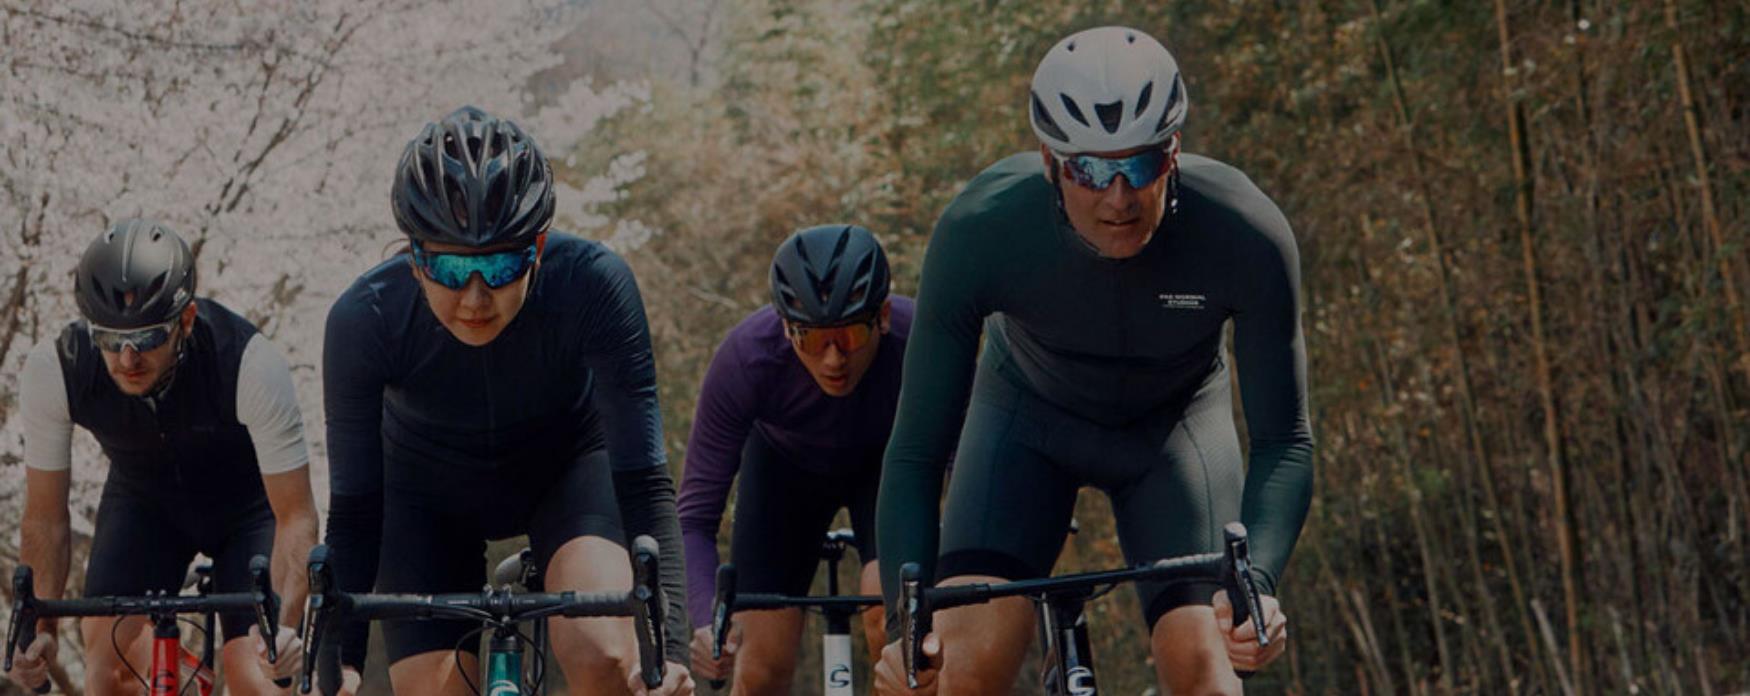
[411,241,539,290]
[1055,144,1175,191]
[88,317,179,353]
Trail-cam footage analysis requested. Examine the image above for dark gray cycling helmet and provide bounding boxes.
[391,105,555,247]
[74,219,197,329]
[770,224,890,325]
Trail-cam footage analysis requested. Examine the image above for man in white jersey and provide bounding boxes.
[6,220,318,696]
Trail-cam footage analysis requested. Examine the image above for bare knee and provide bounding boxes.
[731,609,803,696]
[934,576,1034,694]
[82,616,148,694]
[1151,606,1241,696]
[545,535,638,688]
[734,659,796,695]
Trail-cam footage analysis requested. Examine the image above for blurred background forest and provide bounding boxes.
[2,0,1746,694]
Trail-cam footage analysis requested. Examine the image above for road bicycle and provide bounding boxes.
[709,528,882,695]
[898,522,1270,695]
[6,555,286,696]
[297,536,668,696]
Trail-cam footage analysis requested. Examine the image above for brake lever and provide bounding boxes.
[300,545,334,695]
[631,535,666,689]
[1222,523,1267,680]
[899,562,932,689]
[248,555,294,689]
[708,564,737,689]
[6,566,50,694]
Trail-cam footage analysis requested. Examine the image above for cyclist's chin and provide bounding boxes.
[811,371,862,397]
[443,316,509,346]
[108,369,164,396]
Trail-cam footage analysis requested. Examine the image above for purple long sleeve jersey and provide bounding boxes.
[677,296,913,627]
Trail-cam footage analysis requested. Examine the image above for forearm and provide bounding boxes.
[20,471,72,634]
[271,510,319,627]
[19,515,71,609]
[613,466,691,666]
[876,455,944,642]
[1238,438,1315,596]
[680,529,721,629]
[325,491,383,671]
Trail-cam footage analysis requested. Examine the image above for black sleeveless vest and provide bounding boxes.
[57,299,269,522]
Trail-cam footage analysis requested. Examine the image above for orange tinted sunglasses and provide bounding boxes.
[786,317,878,356]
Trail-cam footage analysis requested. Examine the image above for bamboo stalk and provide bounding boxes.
[1532,600,1579,696]
[1350,585,1396,694]
[1663,0,1750,369]
[1345,229,1429,688]
[1492,1,1585,689]
[1366,4,1543,686]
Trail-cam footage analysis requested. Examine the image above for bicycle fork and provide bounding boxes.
[1036,596,1098,696]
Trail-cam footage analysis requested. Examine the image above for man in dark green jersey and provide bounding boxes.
[874,26,1311,695]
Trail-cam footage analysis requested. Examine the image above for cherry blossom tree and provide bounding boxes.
[0,0,648,638]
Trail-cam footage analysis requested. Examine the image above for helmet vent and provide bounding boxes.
[141,274,168,309]
[1031,93,1069,143]
[1135,81,1153,117]
[1155,78,1184,133]
[1067,41,1076,52]
[1126,33,1136,43]
[1095,100,1124,133]
[446,178,470,231]
[813,269,837,303]
[1060,94,1090,128]
[484,176,508,229]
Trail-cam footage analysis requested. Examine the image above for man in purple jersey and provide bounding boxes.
[678,225,911,693]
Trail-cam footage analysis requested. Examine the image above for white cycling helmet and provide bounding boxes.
[1029,26,1187,154]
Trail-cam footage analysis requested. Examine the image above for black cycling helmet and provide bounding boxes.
[770,224,890,325]
[391,105,555,247]
[74,219,197,329]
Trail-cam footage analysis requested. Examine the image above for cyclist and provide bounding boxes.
[8,220,317,695]
[679,226,910,692]
[873,26,1308,695]
[322,106,691,696]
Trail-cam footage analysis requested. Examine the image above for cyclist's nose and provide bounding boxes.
[1101,175,1140,211]
[117,346,143,369]
[820,343,848,367]
[460,274,493,309]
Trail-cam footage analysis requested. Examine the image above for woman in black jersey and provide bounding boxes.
[321,106,692,695]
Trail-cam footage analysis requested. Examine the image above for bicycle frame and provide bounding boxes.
[5,556,281,696]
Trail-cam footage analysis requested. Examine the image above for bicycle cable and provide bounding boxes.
[176,617,209,696]
[453,624,490,696]
[111,615,150,695]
